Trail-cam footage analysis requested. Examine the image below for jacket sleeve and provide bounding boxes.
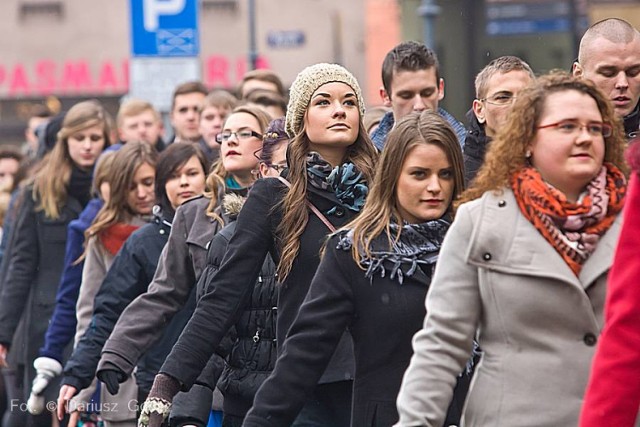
[395,204,481,427]
[160,178,279,390]
[98,205,200,376]
[0,193,38,346]
[39,224,85,362]
[579,173,640,427]
[62,236,149,391]
[243,238,355,427]
[73,238,109,346]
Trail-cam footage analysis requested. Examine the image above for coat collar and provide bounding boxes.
[467,189,621,290]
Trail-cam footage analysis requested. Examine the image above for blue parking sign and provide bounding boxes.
[130,0,199,57]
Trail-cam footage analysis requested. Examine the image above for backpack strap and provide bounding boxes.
[275,176,337,233]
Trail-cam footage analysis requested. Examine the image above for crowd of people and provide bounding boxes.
[0,15,638,427]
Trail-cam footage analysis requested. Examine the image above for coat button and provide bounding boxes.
[483,252,492,261]
[498,200,506,207]
[334,207,345,217]
[583,333,597,346]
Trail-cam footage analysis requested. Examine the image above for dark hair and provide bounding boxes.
[245,89,288,115]
[239,69,286,97]
[259,117,288,165]
[30,104,53,119]
[171,81,208,110]
[381,41,440,95]
[155,143,209,216]
[0,147,23,164]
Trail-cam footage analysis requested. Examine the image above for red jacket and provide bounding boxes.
[580,172,640,426]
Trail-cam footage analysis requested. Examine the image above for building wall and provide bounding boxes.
[0,0,373,143]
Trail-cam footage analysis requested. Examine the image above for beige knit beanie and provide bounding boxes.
[285,63,365,138]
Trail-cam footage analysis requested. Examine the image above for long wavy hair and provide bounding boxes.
[32,100,112,219]
[458,71,628,206]
[345,110,464,266]
[277,112,378,281]
[85,141,158,243]
[203,105,271,222]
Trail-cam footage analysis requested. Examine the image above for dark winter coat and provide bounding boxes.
[160,176,356,394]
[39,197,103,362]
[61,210,176,393]
[243,232,437,427]
[97,196,226,377]
[196,214,278,418]
[0,185,84,401]
[463,109,490,187]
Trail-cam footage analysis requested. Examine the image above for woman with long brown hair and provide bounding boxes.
[241,109,465,426]
[395,72,627,426]
[139,63,378,427]
[0,100,111,427]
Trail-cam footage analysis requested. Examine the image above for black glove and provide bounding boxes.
[96,368,126,395]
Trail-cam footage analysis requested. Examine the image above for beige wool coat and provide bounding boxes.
[395,188,622,427]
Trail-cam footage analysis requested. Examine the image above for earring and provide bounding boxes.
[525,150,532,158]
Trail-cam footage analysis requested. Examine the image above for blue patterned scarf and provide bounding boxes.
[306,151,368,213]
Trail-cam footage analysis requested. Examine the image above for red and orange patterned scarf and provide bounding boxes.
[511,163,626,275]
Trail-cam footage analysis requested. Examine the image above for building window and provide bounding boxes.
[19,1,64,20]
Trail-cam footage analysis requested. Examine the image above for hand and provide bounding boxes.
[0,344,8,368]
[57,384,77,421]
[138,398,171,427]
[27,356,63,414]
[96,368,124,395]
[68,410,80,427]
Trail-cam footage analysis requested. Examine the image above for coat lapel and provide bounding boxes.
[468,190,582,289]
[579,214,621,290]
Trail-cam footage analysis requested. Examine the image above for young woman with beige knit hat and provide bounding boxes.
[139,63,378,427]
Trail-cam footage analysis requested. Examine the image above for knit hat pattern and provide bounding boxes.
[285,63,365,138]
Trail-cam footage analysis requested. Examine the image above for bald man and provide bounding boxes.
[573,18,640,138]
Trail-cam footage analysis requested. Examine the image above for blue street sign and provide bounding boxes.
[267,31,306,49]
[130,0,199,57]
[486,17,571,36]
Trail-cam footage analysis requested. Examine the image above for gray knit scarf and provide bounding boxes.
[336,219,451,284]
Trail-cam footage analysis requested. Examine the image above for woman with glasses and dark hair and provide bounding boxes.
[180,117,290,427]
[395,72,627,427]
[83,105,269,427]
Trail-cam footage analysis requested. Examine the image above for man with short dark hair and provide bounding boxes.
[573,18,640,138]
[238,69,286,100]
[371,41,466,150]
[464,56,535,185]
[170,81,208,143]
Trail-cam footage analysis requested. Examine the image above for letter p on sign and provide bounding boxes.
[143,0,186,32]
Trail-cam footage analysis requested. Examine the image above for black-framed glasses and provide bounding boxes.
[215,130,263,144]
[537,119,613,137]
[480,93,517,106]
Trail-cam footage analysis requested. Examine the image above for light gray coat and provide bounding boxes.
[395,188,622,427]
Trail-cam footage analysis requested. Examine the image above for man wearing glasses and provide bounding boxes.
[572,18,640,140]
[464,56,535,185]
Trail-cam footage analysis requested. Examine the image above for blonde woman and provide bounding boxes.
[140,63,378,427]
[0,100,111,427]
